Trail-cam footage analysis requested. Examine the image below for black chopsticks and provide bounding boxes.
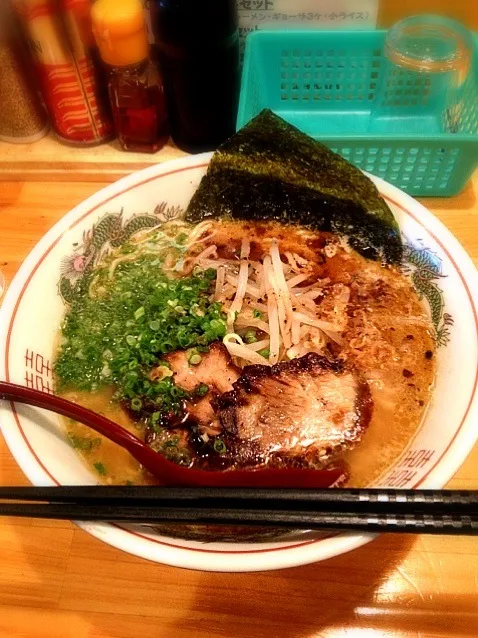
[1,486,478,535]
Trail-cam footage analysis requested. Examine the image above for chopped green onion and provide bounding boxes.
[163,435,179,448]
[131,398,142,411]
[213,439,227,454]
[67,433,101,452]
[210,318,226,333]
[54,252,228,423]
[151,411,160,424]
[258,348,270,359]
[253,309,262,319]
[134,306,145,320]
[189,354,202,365]
[195,383,209,397]
[93,462,107,476]
[244,329,257,344]
[196,345,210,354]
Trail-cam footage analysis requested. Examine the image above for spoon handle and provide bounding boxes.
[0,382,344,488]
[0,382,149,459]
[0,382,199,483]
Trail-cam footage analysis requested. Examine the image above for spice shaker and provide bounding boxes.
[92,0,169,153]
[13,0,114,145]
[152,0,240,153]
[0,3,48,143]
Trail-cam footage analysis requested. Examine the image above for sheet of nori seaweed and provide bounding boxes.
[186,109,402,263]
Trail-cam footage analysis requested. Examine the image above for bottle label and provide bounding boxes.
[238,0,378,44]
[14,0,113,143]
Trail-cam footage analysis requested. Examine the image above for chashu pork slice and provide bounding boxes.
[216,353,372,463]
[162,341,240,435]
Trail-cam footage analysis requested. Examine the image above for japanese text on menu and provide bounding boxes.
[238,0,378,41]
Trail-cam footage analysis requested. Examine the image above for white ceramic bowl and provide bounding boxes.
[1,154,477,572]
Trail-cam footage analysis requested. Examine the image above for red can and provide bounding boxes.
[13,0,113,145]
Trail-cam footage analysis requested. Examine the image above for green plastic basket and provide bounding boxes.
[238,30,478,196]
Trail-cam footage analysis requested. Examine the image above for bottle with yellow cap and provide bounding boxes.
[91,0,168,153]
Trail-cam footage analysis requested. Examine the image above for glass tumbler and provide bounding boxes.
[371,15,473,134]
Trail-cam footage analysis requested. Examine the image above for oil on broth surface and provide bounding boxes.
[58,221,436,488]
[61,388,153,485]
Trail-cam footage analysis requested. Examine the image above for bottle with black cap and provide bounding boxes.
[152,0,240,153]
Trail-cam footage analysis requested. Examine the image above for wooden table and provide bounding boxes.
[0,171,477,638]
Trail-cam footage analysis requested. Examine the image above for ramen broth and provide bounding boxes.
[57,220,436,487]
[61,388,153,485]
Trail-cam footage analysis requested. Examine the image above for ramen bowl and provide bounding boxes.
[0,154,477,572]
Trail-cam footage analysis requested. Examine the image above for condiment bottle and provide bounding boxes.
[0,3,48,144]
[92,0,169,153]
[13,0,113,146]
[152,0,240,153]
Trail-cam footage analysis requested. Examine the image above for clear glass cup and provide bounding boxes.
[371,15,473,134]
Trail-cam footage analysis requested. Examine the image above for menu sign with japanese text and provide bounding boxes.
[142,0,378,46]
[238,0,378,42]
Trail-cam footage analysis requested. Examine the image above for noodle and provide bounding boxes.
[285,251,299,271]
[59,216,437,489]
[293,312,341,333]
[240,238,251,260]
[201,228,350,365]
[228,238,251,328]
[223,334,272,366]
[108,254,139,280]
[290,279,330,294]
[186,221,214,245]
[291,316,301,346]
[262,257,281,365]
[297,290,324,301]
[270,239,293,346]
[246,338,271,352]
[292,253,309,267]
[193,245,218,263]
[226,276,261,298]
[215,265,225,299]
[287,273,310,288]
[267,255,289,350]
[234,317,271,334]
